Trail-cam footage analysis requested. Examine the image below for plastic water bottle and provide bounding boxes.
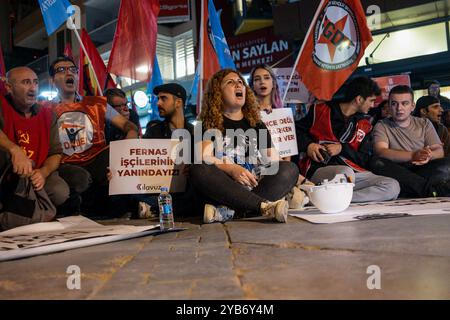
[158,187,174,230]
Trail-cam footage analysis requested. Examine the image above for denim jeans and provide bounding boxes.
[189,161,298,213]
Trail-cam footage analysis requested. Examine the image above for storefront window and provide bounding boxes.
[101,31,195,85]
[360,23,448,66]
[175,31,195,79]
[157,34,175,81]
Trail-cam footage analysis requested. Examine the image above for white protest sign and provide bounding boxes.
[109,139,187,195]
[260,108,298,158]
[273,67,310,103]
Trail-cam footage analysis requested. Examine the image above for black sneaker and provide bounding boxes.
[430,180,450,197]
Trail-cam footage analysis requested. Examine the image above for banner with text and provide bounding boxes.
[228,27,293,74]
[109,139,187,195]
[373,74,411,105]
[159,0,190,23]
[273,67,310,103]
[261,108,298,158]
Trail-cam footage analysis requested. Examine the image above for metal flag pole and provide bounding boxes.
[197,0,206,115]
[68,16,103,96]
[282,0,326,105]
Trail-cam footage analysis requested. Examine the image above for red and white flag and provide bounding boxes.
[294,0,373,101]
[107,0,159,82]
[78,29,116,96]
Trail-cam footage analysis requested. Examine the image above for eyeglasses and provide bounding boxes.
[54,66,79,74]
[111,102,131,110]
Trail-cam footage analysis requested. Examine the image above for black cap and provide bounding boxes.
[416,95,440,110]
[153,83,186,104]
[414,95,440,116]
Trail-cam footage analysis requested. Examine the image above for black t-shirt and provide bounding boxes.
[143,118,195,163]
[143,118,194,139]
[203,116,272,172]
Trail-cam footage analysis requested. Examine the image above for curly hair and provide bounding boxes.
[200,69,261,132]
[249,64,283,109]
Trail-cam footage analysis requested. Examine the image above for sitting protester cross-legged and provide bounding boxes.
[189,69,299,223]
[295,76,400,202]
[0,67,70,226]
[104,88,141,143]
[45,56,139,216]
[136,82,195,217]
[371,85,450,198]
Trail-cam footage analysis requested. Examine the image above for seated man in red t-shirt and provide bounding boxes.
[0,67,69,210]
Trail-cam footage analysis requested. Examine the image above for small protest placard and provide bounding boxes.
[273,67,310,103]
[260,108,298,158]
[109,139,187,195]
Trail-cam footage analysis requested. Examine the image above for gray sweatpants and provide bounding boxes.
[44,171,70,207]
[311,165,400,203]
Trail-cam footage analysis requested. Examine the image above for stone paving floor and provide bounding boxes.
[0,214,449,299]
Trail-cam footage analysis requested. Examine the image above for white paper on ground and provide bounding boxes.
[0,216,180,262]
[289,197,450,224]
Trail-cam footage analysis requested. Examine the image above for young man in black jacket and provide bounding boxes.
[295,76,400,202]
[141,83,195,216]
[143,83,194,139]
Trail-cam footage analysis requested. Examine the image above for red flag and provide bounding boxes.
[104,74,117,91]
[200,0,220,89]
[197,0,221,112]
[107,0,159,82]
[0,43,6,96]
[78,29,116,96]
[295,0,373,101]
[64,42,73,58]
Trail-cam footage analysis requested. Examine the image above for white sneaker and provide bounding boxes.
[286,186,309,210]
[260,199,289,223]
[138,201,155,219]
[203,204,235,223]
[296,177,315,188]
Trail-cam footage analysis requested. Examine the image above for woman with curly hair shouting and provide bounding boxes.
[190,69,299,223]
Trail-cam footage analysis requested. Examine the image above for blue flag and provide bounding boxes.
[207,0,235,69]
[38,0,74,36]
[187,66,200,106]
[147,55,163,121]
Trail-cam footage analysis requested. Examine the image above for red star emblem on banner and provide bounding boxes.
[318,14,351,62]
